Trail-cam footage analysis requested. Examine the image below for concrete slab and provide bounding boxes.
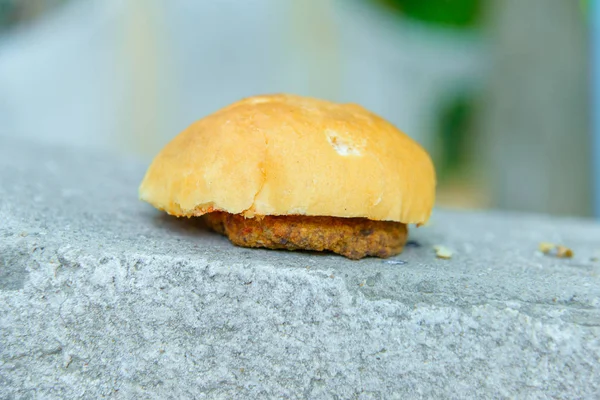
[1,136,599,398]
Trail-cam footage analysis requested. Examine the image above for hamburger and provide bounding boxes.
[139,94,435,259]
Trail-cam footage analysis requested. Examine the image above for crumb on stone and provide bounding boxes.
[539,242,555,254]
[434,245,453,260]
[555,245,573,258]
[538,242,574,258]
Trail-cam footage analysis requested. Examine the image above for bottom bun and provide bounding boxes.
[202,212,407,260]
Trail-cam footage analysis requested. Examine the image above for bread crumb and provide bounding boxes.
[555,245,573,258]
[434,245,453,260]
[538,242,555,254]
[538,242,574,258]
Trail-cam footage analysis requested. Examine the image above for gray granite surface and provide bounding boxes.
[1,136,599,399]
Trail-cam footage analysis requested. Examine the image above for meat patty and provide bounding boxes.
[202,212,407,259]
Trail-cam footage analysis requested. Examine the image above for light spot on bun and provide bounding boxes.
[246,96,272,105]
[325,129,362,156]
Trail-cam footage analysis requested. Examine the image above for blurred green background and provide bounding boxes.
[376,0,480,27]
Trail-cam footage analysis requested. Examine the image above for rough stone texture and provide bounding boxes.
[1,136,599,399]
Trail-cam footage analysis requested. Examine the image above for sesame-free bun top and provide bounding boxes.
[139,94,435,224]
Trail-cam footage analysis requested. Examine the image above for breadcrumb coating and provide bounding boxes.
[202,212,407,260]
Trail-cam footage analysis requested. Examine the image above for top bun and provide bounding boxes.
[139,94,435,224]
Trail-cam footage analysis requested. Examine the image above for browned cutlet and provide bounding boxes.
[202,212,407,260]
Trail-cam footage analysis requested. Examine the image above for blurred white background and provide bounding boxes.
[0,0,594,217]
[0,0,482,157]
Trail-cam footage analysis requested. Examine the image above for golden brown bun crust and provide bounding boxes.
[203,212,407,260]
[139,94,435,223]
